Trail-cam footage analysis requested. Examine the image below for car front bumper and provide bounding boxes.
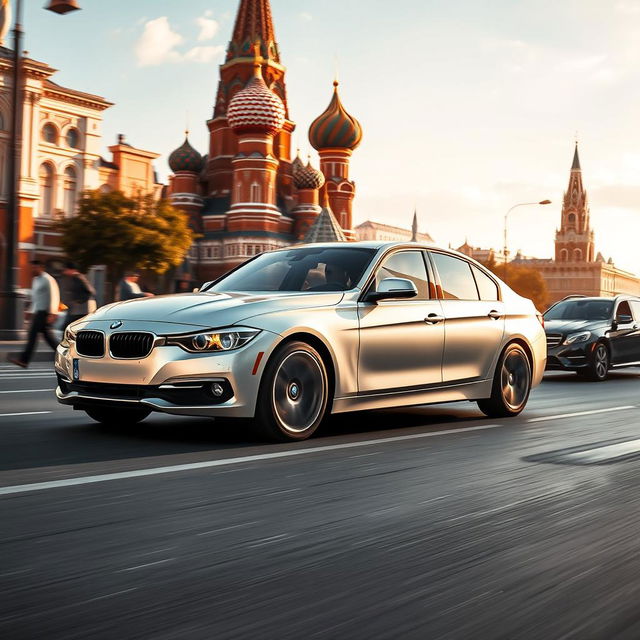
[55,329,280,419]
[545,342,593,371]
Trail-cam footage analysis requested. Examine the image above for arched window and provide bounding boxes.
[560,248,568,262]
[573,248,582,262]
[65,127,81,149]
[250,182,261,202]
[63,165,77,215]
[567,213,576,228]
[42,123,58,144]
[38,163,54,217]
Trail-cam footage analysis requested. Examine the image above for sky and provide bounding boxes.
[23,0,640,273]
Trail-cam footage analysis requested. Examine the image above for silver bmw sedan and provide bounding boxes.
[55,242,546,441]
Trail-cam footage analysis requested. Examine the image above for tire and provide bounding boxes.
[253,341,330,442]
[585,342,609,382]
[477,343,532,418]
[84,407,151,425]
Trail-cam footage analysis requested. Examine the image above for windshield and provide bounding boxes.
[207,247,377,293]
[544,299,613,321]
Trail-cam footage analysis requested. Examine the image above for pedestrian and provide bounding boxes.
[118,272,154,301]
[60,261,97,329]
[8,260,60,369]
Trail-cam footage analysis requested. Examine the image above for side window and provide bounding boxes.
[430,252,479,301]
[471,265,499,301]
[616,300,633,323]
[630,301,640,321]
[375,250,430,299]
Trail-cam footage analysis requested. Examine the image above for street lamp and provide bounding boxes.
[0,0,80,339]
[503,199,551,279]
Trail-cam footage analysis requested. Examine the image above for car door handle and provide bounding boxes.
[488,310,503,320]
[425,313,444,324]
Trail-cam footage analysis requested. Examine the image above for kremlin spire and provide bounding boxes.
[227,0,278,62]
[571,142,581,170]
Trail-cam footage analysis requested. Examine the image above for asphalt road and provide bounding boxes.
[2,364,640,639]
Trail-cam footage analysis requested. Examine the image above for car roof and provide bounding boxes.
[556,295,640,303]
[286,241,470,258]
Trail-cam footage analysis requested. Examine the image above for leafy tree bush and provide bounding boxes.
[481,256,548,311]
[56,190,194,300]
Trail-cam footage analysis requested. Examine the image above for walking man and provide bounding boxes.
[8,260,60,369]
[60,261,96,329]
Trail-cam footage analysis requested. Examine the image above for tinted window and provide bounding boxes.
[375,251,430,299]
[616,301,633,323]
[431,252,479,300]
[209,247,376,293]
[544,299,613,321]
[471,265,499,301]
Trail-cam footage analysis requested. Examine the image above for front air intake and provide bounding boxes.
[109,332,154,359]
[76,331,105,357]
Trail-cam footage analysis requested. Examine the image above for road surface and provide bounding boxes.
[2,363,640,639]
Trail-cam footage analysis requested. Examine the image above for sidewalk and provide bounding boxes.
[0,339,57,364]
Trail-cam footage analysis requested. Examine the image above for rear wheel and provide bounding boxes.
[477,343,532,418]
[585,343,609,381]
[84,407,151,425]
[253,341,330,442]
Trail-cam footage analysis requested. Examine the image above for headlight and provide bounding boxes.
[564,331,591,345]
[60,324,78,348]
[166,327,261,353]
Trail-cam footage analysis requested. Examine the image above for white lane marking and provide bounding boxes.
[0,374,55,379]
[527,405,635,423]
[0,389,54,394]
[116,558,175,572]
[0,422,503,496]
[0,411,51,418]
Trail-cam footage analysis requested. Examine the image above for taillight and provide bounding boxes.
[536,312,544,328]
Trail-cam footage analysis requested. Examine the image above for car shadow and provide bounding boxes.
[542,370,640,384]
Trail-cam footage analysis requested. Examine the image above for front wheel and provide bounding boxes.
[585,343,609,381]
[477,343,532,418]
[253,341,330,442]
[84,407,151,425]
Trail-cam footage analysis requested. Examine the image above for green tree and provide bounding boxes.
[56,190,194,300]
[480,259,549,311]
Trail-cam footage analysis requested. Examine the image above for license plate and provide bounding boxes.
[73,358,80,381]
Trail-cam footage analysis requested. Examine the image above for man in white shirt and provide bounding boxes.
[118,273,153,301]
[8,260,60,368]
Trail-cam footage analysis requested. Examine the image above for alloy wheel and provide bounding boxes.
[594,344,609,380]
[500,349,530,411]
[272,350,326,434]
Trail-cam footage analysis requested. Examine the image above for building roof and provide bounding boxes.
[304,203,347,243]
[355,219,434,242]
[227,0,278,63]
[43,79,113,109]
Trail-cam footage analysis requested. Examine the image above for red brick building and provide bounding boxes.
[166,0,362,281]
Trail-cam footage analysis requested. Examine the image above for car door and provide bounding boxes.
[357,250,444,393]
[428,251,505,383]
[610,300,640,364]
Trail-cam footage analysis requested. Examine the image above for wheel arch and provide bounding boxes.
[507,337,534,373]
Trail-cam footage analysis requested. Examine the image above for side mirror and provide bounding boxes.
[616,314,633,326]
[366,277,418,303]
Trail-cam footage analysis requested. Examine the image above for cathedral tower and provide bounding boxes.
[309,81,362,237]
[555,143,594,263]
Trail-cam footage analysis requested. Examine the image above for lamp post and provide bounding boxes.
[0,0,80,339]
[503,199,551,280]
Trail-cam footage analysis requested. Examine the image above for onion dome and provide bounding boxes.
[227,55,285,136]
[292,150,304,176]
[309,81,363,151]
[294,160,325,190]
[168,135,204,173]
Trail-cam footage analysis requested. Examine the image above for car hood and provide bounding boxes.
[90,291,345,331]
[545,319,609,334]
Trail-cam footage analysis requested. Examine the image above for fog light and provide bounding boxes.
[211,382,224,397]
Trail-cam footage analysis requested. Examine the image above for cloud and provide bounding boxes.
[135,16,223,66]
[196,14,219,41]
[299,12,313,22]
[183,45,224,63]
[135,17,183,66]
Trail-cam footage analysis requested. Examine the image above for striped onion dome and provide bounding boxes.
[168,135,204,173]
[227,64,285,136]
[309,81,362,151]
[294,160,325,190]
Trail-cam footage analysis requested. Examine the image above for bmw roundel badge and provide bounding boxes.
[110,321,123,329]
